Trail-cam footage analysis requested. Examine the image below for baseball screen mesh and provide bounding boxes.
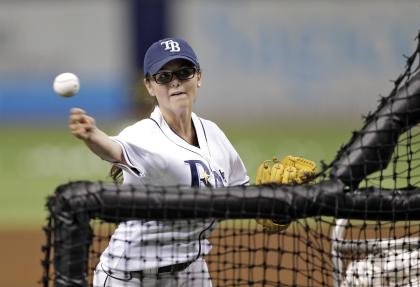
[42,32,420,287]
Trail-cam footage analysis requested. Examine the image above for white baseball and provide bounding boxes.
[53,72,80,97]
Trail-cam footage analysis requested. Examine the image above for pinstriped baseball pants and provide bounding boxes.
[93,258,212,287]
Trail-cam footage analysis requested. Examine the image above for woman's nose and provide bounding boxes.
[170,77,181,87]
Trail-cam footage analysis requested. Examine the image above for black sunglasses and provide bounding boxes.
[152,67,198,84]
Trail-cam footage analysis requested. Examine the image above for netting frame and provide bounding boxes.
[42,181,420,287]
[327,31,420,287]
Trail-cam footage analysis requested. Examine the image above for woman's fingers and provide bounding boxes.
[70,107,86,114]
[68,108,96,140]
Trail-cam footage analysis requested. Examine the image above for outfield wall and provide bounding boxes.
[169,1,420,121]
[1,1,420,123]
[0,0,131,121]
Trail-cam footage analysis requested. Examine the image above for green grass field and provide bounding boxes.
[0,120,359,229]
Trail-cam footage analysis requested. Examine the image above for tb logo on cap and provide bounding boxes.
[161,40,181,52]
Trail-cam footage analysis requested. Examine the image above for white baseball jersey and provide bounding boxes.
[100,106,249,271]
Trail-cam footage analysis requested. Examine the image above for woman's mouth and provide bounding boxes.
[170,91,186,97]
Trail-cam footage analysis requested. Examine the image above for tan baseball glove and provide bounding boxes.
[255,155,317,233]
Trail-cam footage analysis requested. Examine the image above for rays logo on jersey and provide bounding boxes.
[184,160,226,187]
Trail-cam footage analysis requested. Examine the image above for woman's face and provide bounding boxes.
[144,59,202,116]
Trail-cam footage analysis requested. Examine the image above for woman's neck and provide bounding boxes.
[161,108,198,146]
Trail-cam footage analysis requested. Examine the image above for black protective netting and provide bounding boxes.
[42,32,420,287]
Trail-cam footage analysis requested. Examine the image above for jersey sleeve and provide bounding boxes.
[109,124,148,179]
[209,122,249,186]
[111,137,144,178]
[227,146,250,186]
[231,154,249,186]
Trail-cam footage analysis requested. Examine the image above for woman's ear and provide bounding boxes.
[197,70,202,88]
[144,77,155,97]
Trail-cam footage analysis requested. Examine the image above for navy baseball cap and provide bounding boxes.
[143,38,200,76]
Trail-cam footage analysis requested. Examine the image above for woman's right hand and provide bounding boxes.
[68,108,97,141]
[68,108,124,164]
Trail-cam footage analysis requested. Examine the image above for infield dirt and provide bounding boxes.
[3,222,412,287]
[0,229,44,287]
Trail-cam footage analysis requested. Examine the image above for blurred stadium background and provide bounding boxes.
[0,0,419,286]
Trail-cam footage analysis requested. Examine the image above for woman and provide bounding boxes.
[69,38,249,287]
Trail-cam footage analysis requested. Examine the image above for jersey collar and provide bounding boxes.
[150,106,211,160]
